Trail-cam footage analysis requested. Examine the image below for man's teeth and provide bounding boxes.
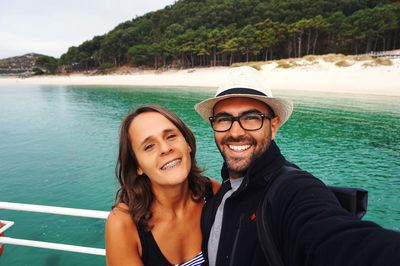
[229,145,251,151]
[161,159,181,170]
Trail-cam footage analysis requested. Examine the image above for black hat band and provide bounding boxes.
[216,88,267,97]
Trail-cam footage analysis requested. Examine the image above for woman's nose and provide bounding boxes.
[159,140,172,155]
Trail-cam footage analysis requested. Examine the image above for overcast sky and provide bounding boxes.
[0,0,176,59]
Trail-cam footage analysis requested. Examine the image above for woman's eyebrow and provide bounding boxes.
[139,128,176,146]
[140,135,154,147]
[162,128,176,135]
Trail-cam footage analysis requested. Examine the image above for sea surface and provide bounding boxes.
[0,85,399,266]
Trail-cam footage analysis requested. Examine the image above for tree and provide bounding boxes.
[162,23,185,67]
[218,24,237,65]
[371,5,398,51]
[128,44,150,66]
[238,25,262,62]
[345,6,398,53]
[60,46,79,66]
[193,27,210,66]
[99,30,128,66]
[288,18,313,57]
[307,15,328,54]
[222,37,240,65]
[35,56,59,74]
[179,29,197,68]
[256,19,287,60]
[57,0,400,70]
[325,11,347,53]
[208,28,223,66]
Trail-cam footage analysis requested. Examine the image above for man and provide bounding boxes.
[194,66,400,266]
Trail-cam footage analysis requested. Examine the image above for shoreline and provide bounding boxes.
[1,59,399,96]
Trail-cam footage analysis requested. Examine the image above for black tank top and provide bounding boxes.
[138,228,174,266]
[137,181,213,265]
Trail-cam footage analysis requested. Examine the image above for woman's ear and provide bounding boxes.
[137,167,144,176]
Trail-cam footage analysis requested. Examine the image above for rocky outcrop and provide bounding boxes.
[0,53,44,76]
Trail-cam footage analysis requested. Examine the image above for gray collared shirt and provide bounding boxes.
[207,177,244,266]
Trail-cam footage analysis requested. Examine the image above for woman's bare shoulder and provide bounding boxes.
[105,203,143,266]
[106,203,137,234]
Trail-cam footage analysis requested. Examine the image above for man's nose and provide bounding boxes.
[229,120,246,137]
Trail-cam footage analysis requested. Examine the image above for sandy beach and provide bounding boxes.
[1,57,400,96]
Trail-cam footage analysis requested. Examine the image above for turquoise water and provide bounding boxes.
[0,85,399,265]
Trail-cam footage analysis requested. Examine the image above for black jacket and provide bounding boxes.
[201,141,400,266]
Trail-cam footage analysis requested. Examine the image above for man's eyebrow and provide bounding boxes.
[213,111,231,116]
[241,109,263,115]
[139,128,176,147]
[214,109,263,116]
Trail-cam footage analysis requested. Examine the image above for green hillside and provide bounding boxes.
[60,0,400,71]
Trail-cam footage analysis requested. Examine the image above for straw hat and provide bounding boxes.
[194,66,293,126]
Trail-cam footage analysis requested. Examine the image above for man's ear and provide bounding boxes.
[270,116,281,140]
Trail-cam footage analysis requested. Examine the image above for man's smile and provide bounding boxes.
[228,144,251,152]
[227,144,252,153]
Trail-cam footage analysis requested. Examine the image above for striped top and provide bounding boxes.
[176,252,205,266]
[138,226,205,266]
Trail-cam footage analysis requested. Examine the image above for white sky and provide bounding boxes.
[0,0,176,59]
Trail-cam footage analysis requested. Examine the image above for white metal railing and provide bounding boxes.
[0,201,110,256]
[366,49,400,58]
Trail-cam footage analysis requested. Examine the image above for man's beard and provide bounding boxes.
[218,134,272,177]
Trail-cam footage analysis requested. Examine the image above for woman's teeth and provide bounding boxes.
[161,159,181,170]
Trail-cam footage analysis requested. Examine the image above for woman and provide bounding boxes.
[106,104,219,266]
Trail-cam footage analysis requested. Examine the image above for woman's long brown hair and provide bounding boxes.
[114,104,210,231]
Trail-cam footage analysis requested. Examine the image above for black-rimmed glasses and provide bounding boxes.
[209,113,273,132]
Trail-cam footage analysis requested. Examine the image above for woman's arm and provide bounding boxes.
[105,204,144,266]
